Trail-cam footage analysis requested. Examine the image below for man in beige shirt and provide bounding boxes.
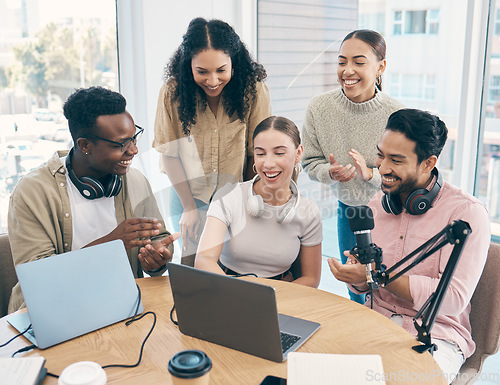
[8,87,178,312]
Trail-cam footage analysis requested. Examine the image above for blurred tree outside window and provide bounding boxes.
[0,0,118,232]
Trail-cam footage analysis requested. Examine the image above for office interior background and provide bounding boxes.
[1,1,499,382]
[0,0,499,249]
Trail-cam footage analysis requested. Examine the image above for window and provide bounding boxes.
[488,75,500,105]
[424,74,436,100]
[495,8,500,36]
[401,74,424,98]
[427,9,440,34]
[367,2,498,241]
[405,10,426,34]
[477,7,500,240]
[0,0,118,232]
[393,11,402,35]
[388,73,401,96]
[364,1,467,196]
[392,9,440,35]
[388,73,435,101]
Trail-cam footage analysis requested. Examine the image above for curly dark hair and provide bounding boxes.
[63,86,126,141]
[165,17,267,137]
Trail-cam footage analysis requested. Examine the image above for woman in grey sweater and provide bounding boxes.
[302,30,404,303]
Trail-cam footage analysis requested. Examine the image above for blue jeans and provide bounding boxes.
[337,200,366,304]
[169,188,209,266]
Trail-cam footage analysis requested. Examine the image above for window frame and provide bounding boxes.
[473,0,500,242]
[392,8,440,36]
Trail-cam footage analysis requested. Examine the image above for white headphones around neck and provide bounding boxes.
[246,175,300,224]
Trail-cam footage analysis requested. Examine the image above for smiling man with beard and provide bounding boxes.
[8,87,178,313]
[329,109,490,382]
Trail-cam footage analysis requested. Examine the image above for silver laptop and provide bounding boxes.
[167,263,320,362]
[8,240,142,349]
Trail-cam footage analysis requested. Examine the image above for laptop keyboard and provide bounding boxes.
[280,331,300,353]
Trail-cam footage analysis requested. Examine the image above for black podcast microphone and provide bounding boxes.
[346,205,383,289]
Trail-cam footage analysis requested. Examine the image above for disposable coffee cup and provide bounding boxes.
[58,361,107,385]
[168,350,212,385]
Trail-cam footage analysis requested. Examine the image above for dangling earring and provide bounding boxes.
[376,75,382,87]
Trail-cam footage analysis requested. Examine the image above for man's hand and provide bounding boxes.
[105,218,162,250]
[328,154,356,183]
[348,149,373,181]
[139,232,181,272]
[328,251,367,287]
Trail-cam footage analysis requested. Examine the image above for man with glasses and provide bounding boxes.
[8,87,179,312]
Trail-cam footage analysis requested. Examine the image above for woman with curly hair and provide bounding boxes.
[153,17,272,265]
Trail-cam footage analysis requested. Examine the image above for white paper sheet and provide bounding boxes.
[287,352,386,385]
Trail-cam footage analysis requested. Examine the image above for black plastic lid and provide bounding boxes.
[168,350,212,379]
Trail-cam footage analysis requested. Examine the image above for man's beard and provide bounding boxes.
[382,174,420,197]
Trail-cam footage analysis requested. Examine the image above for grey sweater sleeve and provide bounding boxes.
[301,102,335,186]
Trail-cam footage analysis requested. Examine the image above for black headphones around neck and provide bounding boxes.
[381,168,442,216]
[65,148,122,200]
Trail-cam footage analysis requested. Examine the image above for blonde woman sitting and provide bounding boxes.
[195,116,322,287]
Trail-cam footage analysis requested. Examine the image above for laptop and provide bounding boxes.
[167,263,320,362]
[8,240,142,349]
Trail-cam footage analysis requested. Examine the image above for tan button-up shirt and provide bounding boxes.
[8,151,173,312]
[153,78,272,204]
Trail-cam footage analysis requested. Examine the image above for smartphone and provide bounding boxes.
[259,375,287,385]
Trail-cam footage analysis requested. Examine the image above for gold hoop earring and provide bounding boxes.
[376,76,381,86]
[295,163,303,174]
[252,163,257,173]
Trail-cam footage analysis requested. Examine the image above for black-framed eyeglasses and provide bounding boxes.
[83,125,144,152]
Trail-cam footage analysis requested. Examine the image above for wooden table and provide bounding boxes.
[0,276,446,384]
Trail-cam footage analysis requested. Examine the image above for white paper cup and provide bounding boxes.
[58,361,107,385]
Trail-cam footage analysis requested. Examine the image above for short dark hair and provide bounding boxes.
[386,109,448,163]
[63,87,126,141]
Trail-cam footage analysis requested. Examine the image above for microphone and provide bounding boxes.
[347,205,374,252]
[347,205,383,289]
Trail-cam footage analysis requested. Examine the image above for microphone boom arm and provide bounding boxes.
[371,220,471,354]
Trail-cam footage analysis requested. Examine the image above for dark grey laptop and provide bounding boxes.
[167,263,320,362]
